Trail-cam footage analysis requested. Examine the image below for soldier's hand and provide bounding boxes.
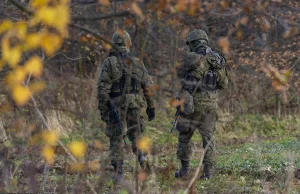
[146,108,155,121]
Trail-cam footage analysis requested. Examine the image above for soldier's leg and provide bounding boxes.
[175,116,194,178]
[198,108,217,179]
[126,109,150,173]
[105,119,124,180]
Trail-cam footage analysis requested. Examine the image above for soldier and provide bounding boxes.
[174,29,228,179]
[97,31,155,181]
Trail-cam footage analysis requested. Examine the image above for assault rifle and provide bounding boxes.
[170,110,179,133]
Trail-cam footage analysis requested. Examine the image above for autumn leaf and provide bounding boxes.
[30,0,49,8]
[2,38,21,67]
[15,21,27,39]
[98,0,110,6]
[137,137,152,153]
[240,16,249,25]
[236,30,243,40]
[68,141,87,158]
[0,20,12,34]
[34,5,70,36]
[42,130,58,145]
[24,33,43,50]
[88,161,100,171]
[137,170,148,182]
[176,0,187,12]
[12,85,31,106]
[29,81,46,94]
[169,97,185,107]
[40,34,62,56]
[69,163,86,172]
[24,56,43,77]
[130,2,144,20]
[6,68,26,86]
[217,37,230,54]
[42,145,55,164]
[93,140,103,151]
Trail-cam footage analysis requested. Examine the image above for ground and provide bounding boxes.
[3,112,300,194]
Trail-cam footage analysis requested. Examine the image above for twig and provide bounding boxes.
[46,52,88,61]
[183,139,213,194]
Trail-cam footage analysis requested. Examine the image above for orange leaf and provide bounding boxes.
[169,97,185,107]
[217,37,230,54]
[130,2,144,20]
[98,0,110,6]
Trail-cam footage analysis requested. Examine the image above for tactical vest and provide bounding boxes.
[183,51,218,93]
[108,53,142,98]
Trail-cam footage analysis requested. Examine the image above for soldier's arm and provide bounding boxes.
[216,65,228,90]
[141,63,155,109]
[97,58,112,122]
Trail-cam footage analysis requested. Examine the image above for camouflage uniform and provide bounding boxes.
[97,31,155,179]
[175,29,228,179]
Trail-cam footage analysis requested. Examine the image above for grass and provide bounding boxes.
[5,111,300,193]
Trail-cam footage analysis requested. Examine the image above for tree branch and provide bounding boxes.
[72,11,131,21]
[8,0,33,14]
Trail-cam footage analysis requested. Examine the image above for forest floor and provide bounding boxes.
[8,111,300,194]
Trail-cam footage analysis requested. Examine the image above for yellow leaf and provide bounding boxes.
[34,6,70,36]
[24,56,43,77]
[69,163,86,172]
[130,2,144,20]
[29,81,46,94]
[0,20,12,34]
[42,131,58,145]
[15,21,27,39]
[42,145,55,164]
[68,141,87,158]
[30,0,49,8]
[40,34,62,56]
[2,38,21,67]
[137,137,152,153]
[24,33,43,50]
[6,68,26,86]
[12,85,31,106]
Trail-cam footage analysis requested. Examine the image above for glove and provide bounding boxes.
[146,108,155,121]
[100,110,109,124]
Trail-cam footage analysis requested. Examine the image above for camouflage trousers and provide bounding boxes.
[105,108,145,162]
[176,104,217,168]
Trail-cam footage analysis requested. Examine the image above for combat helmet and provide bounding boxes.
[112,30,132,46]
[186,29,208,45]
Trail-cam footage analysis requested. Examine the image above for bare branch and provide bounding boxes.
[72,11,131,21]
[8,0,33,14]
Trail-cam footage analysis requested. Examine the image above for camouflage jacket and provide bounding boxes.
[177,48,228,105]
[97,52,155,121]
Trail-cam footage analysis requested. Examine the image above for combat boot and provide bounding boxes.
[174,160,190,179]
[111,160,123,182]
[138,152,151,174]
[199,164,215,180]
